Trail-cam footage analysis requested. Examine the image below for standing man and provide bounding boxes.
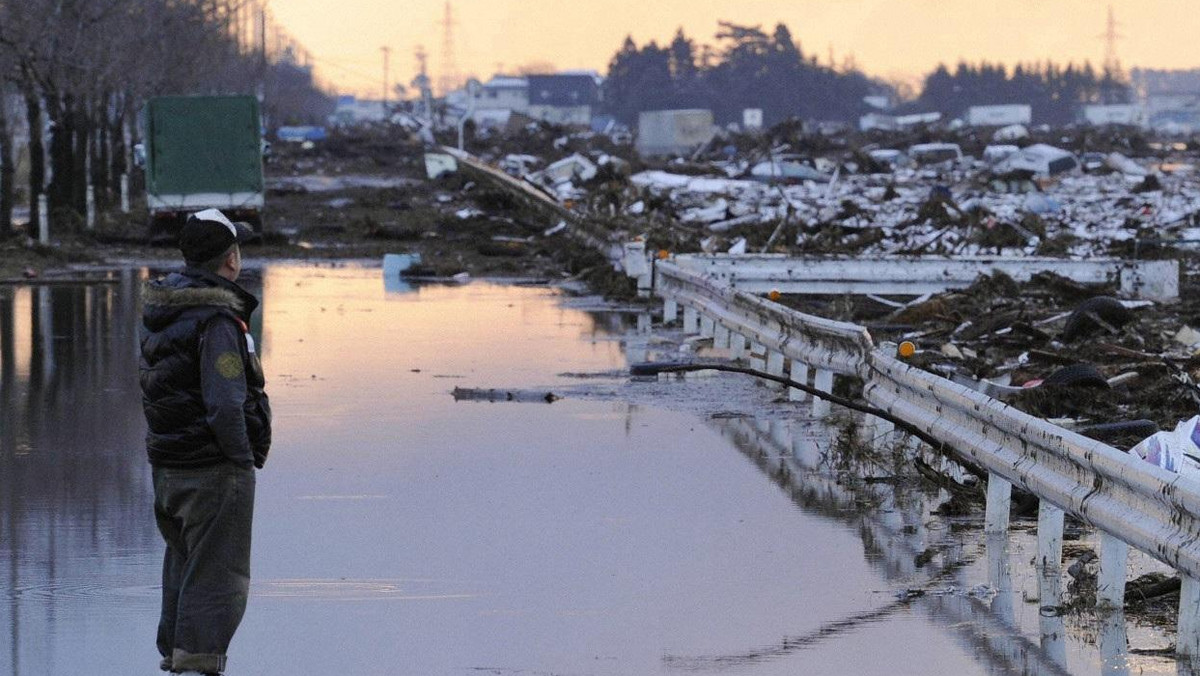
[140,208,271,675]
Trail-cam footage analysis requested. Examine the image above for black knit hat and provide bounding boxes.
[179,209,253,263]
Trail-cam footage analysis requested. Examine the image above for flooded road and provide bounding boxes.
[0,263,1180,675]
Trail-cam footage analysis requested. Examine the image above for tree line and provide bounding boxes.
[602,22,876,128]
[601,23,1132,131]
[0,0,332,236]
[914,61,1130,126]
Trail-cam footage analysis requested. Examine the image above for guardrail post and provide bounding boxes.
[683,307,698,334]
[1097,533,1128,609]
[1036,502,1065,574]
[860,415,894,451]
[714,324,730,350]
[1037,518,1068,668]
[730,333,746,360]
[812,369,834,417]
[1035,499,1068,664]
[984,475,1012,534]
[789,361,809,401]
[622,241,651,298]
[663,299,678,324]
[637,313,651,335]
[769,419,789,450]
[749,342,766,371]
[1099,610,1129,674]
[38,194,48,244]
[1178,576,1200,658]
[766,351,784,386]
[86,185,95,230]
[987,533,1014,622]
[792,423,819,466]
[699,315,715,338]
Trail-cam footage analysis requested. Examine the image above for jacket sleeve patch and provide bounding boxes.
[216,352,244,379]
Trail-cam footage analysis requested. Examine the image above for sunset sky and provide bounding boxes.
[268,0,1200,98]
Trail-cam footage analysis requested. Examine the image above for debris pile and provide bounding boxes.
[773,270,1200,447]
[454,119,1200,260]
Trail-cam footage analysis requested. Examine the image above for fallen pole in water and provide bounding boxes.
[630,360,987,480]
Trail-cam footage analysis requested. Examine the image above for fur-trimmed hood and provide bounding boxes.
[143,283,244,312]
[142,269,258,332]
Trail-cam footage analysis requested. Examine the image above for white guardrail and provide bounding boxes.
[448,150,1200,658]
[652,256,1200,660]
[672,253,1180,302]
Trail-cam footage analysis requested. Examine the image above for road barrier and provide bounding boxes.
[444,149,1199,658]
[652,256,1200,659]
[672,253,1179,302]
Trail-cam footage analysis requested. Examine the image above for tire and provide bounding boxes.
[1078,419,1159,444]
[1042,363,1109,389]
[1061,296,1134,342]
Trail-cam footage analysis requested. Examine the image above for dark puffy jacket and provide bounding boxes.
[140,268,271,469]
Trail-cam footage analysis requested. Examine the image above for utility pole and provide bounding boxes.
[1101,4,1123,77]
[381,46,392,106]
[414,46,434,123]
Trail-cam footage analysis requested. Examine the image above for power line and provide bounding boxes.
[306,55,382,86]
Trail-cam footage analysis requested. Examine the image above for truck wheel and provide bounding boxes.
[1042,363,1109,389]
[1078,419,1158,444]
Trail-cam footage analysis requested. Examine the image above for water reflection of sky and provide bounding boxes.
[0,264,1173,675]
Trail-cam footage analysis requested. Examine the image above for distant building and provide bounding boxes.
[525,73,601,126]
[966,104,1032,127]
[1131,69,1200,133]
[636,109,715,157]
[859,111,941,132]
[330,96,388,126]
[1146,93,1200,133]
[1079,104,1147,127]
[862,95,892,111]
[474,75,529,114]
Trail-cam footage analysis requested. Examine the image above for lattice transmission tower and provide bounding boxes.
[438,1,459,96]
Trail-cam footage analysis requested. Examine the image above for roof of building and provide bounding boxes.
[526,73,599,107]
[484,76,528,90]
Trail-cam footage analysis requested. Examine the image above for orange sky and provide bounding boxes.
[269,0,1200,98]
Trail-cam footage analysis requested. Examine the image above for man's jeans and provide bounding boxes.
[153,463,255,674]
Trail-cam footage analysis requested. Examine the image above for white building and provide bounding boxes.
[330,96,388,126]
[474,76,528,114]
[636,110,716,157]
[966,104,1032,127]
[1080,104,1147,127]
[859,111,941,132]
[525,73,601,127]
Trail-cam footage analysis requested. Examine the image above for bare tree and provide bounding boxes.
[0,0,330,233]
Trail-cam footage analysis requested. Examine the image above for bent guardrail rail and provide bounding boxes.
[672,253,1179,302]
[441,147,624,265]
[654,260,871,377]
[652,255,1200,660]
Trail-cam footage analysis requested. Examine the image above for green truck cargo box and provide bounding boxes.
[144,95,265,228]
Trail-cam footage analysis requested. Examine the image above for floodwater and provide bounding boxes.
[0,262,1182,675]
